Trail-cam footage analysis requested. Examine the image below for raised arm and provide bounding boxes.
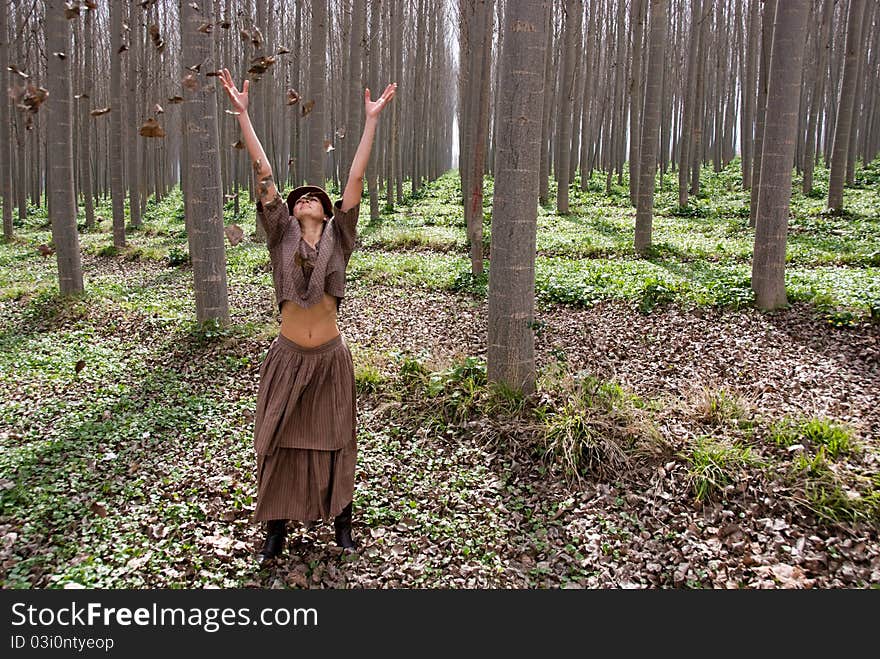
[341,83,398,212]
[219,68,278,206]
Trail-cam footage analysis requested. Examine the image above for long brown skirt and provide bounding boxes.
[252,332,357,522]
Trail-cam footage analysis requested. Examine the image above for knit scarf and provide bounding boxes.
[285,216,336,308]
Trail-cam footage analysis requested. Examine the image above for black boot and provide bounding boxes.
[257,519,287,564]
[334,502,358,550]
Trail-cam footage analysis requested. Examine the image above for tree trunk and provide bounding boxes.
[45,0,83,295]
[0,0,11,241]
[689,0,709,196]
[538,1,554,203]
[347,0,365,190]
[752,0,810,310]
[629,0,644,205]
[110,0,126,247]
[803,0,833,195]
[634,0,666,255]
[487,0,549,397]
[307,0,328,186]
[80,4,96,229]
[845,0,871,186]
[749,0,776,228]
[128,1,142,228]
[180,0,229,324]
[367,0,381,219]
[556,0,581,214]
[678,0,700,207]
[827,0,865,211]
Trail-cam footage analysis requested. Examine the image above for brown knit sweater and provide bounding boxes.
[256,194,360,311]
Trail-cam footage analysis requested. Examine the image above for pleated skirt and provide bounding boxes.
[252,332,357,522]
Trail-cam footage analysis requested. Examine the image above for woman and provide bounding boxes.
[219,68,396,564]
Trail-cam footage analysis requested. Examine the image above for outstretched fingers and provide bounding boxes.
[380,83,397,102]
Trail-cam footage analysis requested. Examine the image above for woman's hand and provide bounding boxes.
[219,68,249,114]
[364,82,397,121]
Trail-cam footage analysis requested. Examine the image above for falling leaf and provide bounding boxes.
[90,106,111,116]
[247,56,276,75]
[286,88,300,105]
[182,74,198,91]
[287,157,294,166]
[7,64,29,79]
[301,99,314,117]
[118,43,129,54]
[231,140,245,149]
[90,502,108,518]
[37,243,54,257]
[197,22,213,34]
[167,95,184,104]
[220,21,231,29]
[73,93,89,99]
[16,84,48,114]
[138,117,165,138]
[185,61,203,73]
[224,224,244,246]
[74,359,86,375]
[323,140,334,153]
[154,103,164,114]
[64,2,80,19]
[239,28,250,42]
[224,109,240,115]
[188,2,200,11]
[53,52,67,60]
[277,46,290,55]
[85,0,98,9]
[250,26,263,49]
[205,70,221,77]
[335,127,346,139]
[149,24,165,52]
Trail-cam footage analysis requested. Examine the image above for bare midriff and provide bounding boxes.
[279,294,340,347]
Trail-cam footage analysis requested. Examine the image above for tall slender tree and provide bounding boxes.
[556,0,581,214]
[828,0,865,210]
[678,0,700,207]
[750,0,776,228]
[307,0,328,185]
[180,0,229,324]
[752,0,811,310]
[0,0,11,241]
[803,0,834,195]
[634,0,666,255]
[487,0,549,396]
[45,0,83,295]
[628,0,644,205]
[110,0,126,248]
[128,0,142,229]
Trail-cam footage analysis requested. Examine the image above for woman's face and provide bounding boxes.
[293,194,324,220]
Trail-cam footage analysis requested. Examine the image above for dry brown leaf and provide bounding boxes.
[138,117,165,138]
[64,1,80,19]
[181,74,198,91]
[90,502,108,518]
[224,224,244,246]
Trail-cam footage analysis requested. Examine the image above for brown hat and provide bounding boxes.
[286,185,333,218]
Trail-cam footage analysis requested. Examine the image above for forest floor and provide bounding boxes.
[1,161,879,588]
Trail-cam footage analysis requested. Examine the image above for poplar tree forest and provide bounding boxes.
[1,0,879,589]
